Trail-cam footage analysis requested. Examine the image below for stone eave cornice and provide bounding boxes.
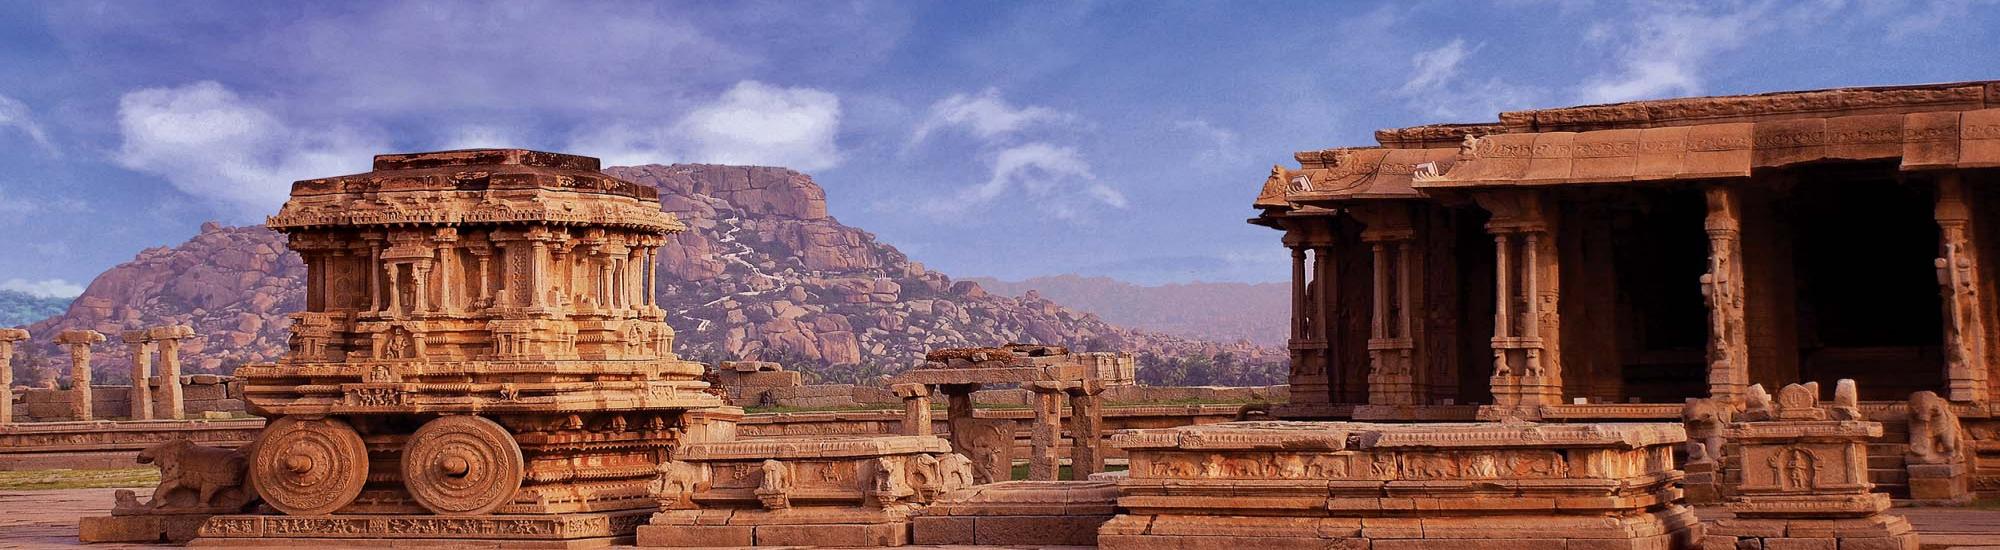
[1497,80,1995,132]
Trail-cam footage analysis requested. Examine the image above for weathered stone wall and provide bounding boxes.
[9,375,244,422]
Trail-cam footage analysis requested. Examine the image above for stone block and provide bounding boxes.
[635,524,752,547]
[909,516,975,545]
[972,515,1106,546]
[79,514,212,543]
[755,522,905,547]
[1765,538,1836,550]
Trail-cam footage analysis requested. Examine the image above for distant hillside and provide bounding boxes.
[966,275,1287,347]
[0,290,71,327]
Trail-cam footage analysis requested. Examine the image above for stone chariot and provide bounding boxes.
[222,149,729,542]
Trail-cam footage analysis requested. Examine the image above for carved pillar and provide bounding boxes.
[122,331,155,421]
[1354,203,1419,406]
[383,263,402,315]
[1065,380,1106,476]
[1703,186,1751,404]
[644,246,659,308]
[471,245,493,309]
[528,233,551,309]
[411,261,432,313]
[1026,381,1066,481]
[433,229,457,313]
[1477,191,1562,416]
[893,383,932,436]
[1281,215,1337,412]
[939,383,981,463]
[157,330,187,420]
[1937,172,1989,403]
[368,239,385,313]
[56,329,106,421]
[0,329,27,424]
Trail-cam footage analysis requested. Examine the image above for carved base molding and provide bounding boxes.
[191,510,651,547]
[1704,514,1917,550]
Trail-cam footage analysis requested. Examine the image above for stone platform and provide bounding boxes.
[1102,420,1699,550]
[912,480,1120,546]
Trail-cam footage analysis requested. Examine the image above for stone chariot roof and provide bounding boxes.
[267,148,680,233]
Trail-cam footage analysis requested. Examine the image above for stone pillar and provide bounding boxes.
[152,325,193,420]
[121,331,156,421]
[411,262,432,313]
[471,245,493,308]
[1065,380,1106,477]
[644,246,658,308]
[939,383,980,461]
[892,383,933,436]
[1354,203,1418,406]
[1477,191,1562,417]
[383,262,402,315]
[1703,186,1751,404]
[1936,172,1989,403]
[0,328,28,424]
[56,329,106,421]
[1026,381,1066,481]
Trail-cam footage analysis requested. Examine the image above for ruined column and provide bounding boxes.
[1703,186,1751,404]
[121,331,156,421]
[1065,380,1106,477]
[152,325,193,420]
[1026,381,1066,481]
[0,328,28,424]
[1936,172,1989,403]
[56,329,106,421]
[892,383,933,436]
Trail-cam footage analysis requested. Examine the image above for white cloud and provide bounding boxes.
[1,278,84,299]
[0,93,56,154]
[0,184,89,225]
[114,81,381,220]
[437,125,524,150]
[932,143,1126,220]
[1395,39,1547,119]
[909,88,1072,147]
[1577,4,1768,104]
[570,80,843,171]
[1171,118,1243,166]
[1401,39,1472,96]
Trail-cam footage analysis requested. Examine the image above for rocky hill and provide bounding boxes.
[17,164,1283,385]
[966,275,1288,347]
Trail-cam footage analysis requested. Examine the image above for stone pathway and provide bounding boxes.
[2,488,1994,549]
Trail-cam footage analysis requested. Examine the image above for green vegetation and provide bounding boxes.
[1010,462,1128,481]
[0,468,159,490]
[1136,351,1286,386]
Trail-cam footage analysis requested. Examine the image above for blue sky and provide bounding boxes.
[0,0,1996,298]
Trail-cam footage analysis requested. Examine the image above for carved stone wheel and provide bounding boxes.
[249,416,369,516]
[402,415,524,515]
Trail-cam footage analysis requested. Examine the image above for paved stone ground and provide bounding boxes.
[3,488,1996,549]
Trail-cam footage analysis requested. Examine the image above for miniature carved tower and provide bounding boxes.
[225,150,727,541]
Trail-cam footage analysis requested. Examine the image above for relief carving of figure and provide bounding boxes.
[869,457,914,507]
[652,461,705,510]
[1909,390,1962,465]
[936,453,975,489]
[112,439,257,515]
[754,459,792,510]
[1768,447,1818,491]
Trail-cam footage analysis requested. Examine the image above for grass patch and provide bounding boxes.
[1010,462,1129,481]
[0,468,158,490]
